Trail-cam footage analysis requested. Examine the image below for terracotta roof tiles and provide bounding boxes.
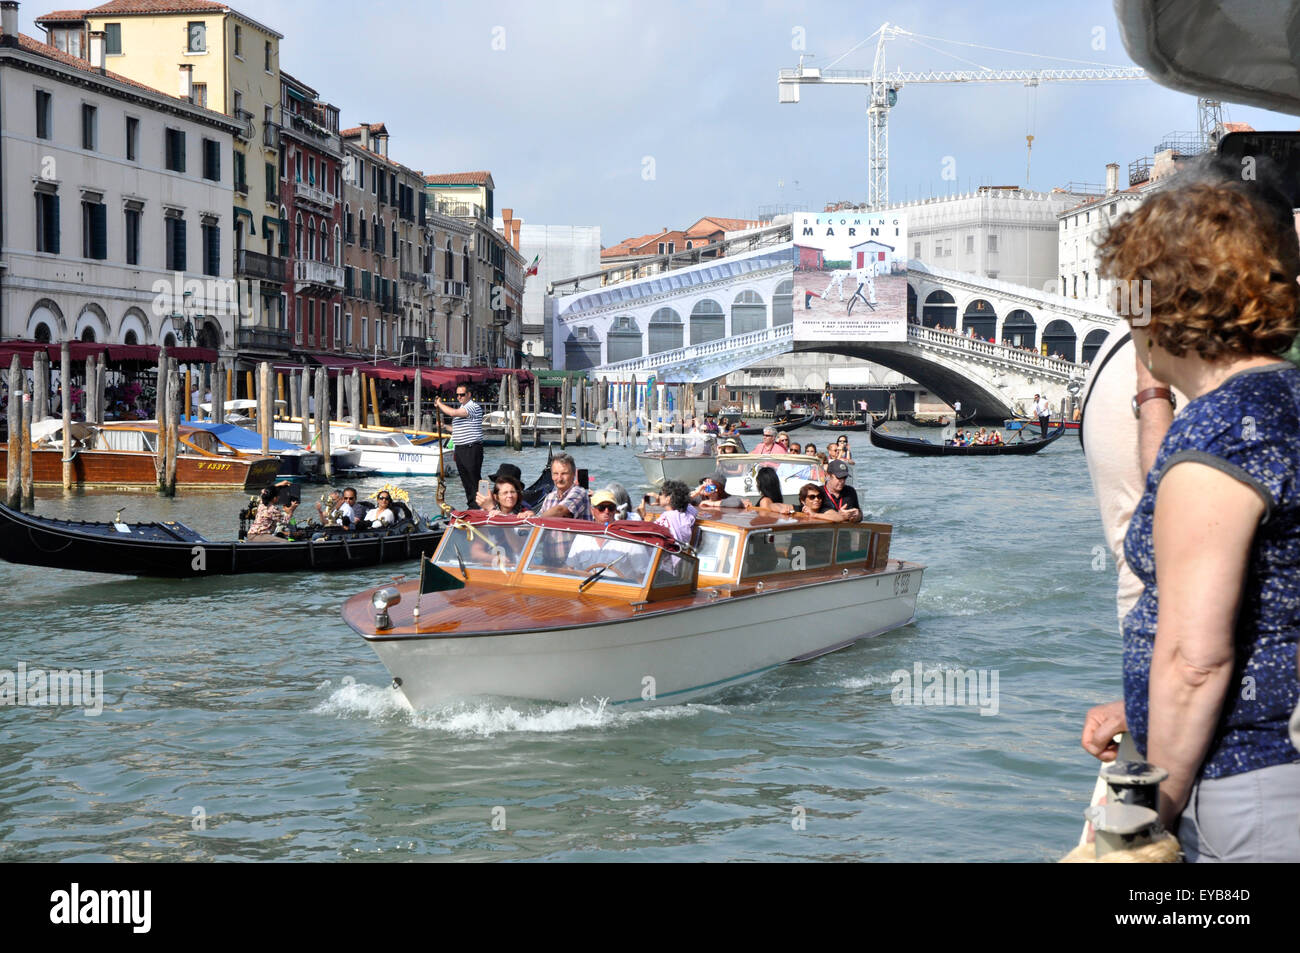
[424,171,492,186]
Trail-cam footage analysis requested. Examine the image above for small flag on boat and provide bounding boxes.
[523,255,540,278]
[419,554,465,594]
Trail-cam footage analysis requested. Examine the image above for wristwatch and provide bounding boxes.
[1131,386,1175,418]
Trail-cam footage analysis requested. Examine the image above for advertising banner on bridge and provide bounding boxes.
[792,211,909,342]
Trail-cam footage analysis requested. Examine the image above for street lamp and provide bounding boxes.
[170,289,197,346]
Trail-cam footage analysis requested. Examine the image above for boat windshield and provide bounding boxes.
[434,523,533,574]
[695,527,739,576]
[523,527,654,587]
[641,433,716,456]
[352,434,402,448]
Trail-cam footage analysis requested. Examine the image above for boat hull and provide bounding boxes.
[635,452,717,488]
[0,502,443,577]
[869,421,1066,456]
[364,561,922,708]
[0,447,277,490]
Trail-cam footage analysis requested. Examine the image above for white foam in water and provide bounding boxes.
[837,674,893,690]
[314,680,725,736]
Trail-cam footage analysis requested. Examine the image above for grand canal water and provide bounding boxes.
[0,425,1121,862]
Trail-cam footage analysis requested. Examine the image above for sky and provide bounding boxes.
[23,0,1300,246]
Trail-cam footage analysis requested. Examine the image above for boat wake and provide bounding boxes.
[313,680,725,736]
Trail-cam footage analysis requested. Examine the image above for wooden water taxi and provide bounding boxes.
[0,420,279,490]
[342,509,923,707]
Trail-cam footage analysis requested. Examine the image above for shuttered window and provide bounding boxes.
[165,216,186,271]
[690,299,724,344]
[125,209,141,265]
[36,192,60,253]
[165,129,186,173]
[202,222,220,276]
[82,200,107,259]
[202,139,221,181]
[361,271,371,299]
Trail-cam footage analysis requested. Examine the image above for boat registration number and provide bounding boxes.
[398,454,422,462]
[197,462,232,471]
[893,572,911,595]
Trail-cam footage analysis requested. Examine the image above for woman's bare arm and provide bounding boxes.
[1146,462,1264,826]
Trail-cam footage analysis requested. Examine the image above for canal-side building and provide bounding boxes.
[424,172,525,368]
[1,10,239,349]
[497,221,601,368]
[37,0,286,362]
[278,71,342,355]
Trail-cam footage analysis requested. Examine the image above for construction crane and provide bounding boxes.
[778,23,1148,209]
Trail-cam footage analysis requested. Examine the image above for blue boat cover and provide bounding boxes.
[188,421,305,454]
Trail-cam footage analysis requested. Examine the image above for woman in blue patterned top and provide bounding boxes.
[1090,164,1300,861]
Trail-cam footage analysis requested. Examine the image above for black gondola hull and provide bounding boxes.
[868,422,1067,456]
[0,503,444,578]
[733,415,815,435]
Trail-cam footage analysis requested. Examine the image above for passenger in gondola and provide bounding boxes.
[369,491,396,528]
[486,469,533,517]
[246,481,299,542]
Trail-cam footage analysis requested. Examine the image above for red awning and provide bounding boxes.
[0,340,217,367]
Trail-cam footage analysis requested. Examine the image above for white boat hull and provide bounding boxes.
[350,446,452,478]
[368,561,922,708]
[636,453,717,488]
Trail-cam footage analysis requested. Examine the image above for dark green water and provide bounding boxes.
[0,428,1120,861]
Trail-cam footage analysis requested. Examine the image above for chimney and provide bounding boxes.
[501,207,513,240]
[375,130,388,157]
[1105,162,1119,196]
[511,219,521,251]
[178,63,194,102]
[0,2,17,46]
[89,30,106,71]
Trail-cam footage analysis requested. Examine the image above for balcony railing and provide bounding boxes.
[294,259,344,288]
[277,104,341,150]
[235,326,293,351]
[234,180,249,196]
[237,248,286,283]
[439,279,467,299]
[263,122,279,148]
[233,109,254,142]
[294,179,335,210]
[400,269,420,283]
[436,199,489,224]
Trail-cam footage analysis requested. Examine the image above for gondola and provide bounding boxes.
[0,499,445,578]
[733,414,815,435]
[0,459,556,579]
[868,419,1067,456]
[908,410,976,429]
[810,417,869,432]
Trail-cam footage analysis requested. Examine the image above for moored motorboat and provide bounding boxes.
[870,418,1066,455]
[271,421,451,477]
[0,496,443,577]
[342,509,922,707]
[0,419,279,490]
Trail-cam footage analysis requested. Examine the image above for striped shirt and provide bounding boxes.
[451,400,483,445]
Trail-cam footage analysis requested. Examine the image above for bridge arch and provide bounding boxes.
[962,298,997,340]
[1001,309,1037,348]
[607,315,643,363]
[649,307,684,353]
[731,289,766,335]
[689,299,724,345]
[921,289,956,329]
[1043,319,1077,362]
[773,279,794,325]
[1082,328,1108,365]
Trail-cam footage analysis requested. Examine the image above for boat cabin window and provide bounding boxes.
[353,434,400,447]
[741,527,835,578]
[642,433,715,456]
[523,527,653,587]
[835,526,877,565]
[435,523,533,573]
[185,431,221,454]
[651,548,697,589]
[694,528,739,577]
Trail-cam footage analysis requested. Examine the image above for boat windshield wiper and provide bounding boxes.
[452,541,469,581]
[579,552,627,592]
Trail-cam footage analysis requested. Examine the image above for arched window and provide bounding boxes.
[962,299,997,340]
[294,213,303,258]
[334,225,342,265]
[462,247,470,283]
[689,299,724,344]
[345,202,352,243]
[80,326,96,342]
[922,290,956,329]
[606,315,643,363]
[773,278,794,325]
[359,215,367,247]
[320,223,328,262]
[1042,319,1077,361]
[444,239,452,279]
[34,323,52,343]
[1002,309,1037,348]
[123,329,138,345]
[648,307,683,353]
[307,216,316,259]
[730,289,765,335]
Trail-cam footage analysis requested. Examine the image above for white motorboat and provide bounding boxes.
[635,432,720,488]
[342,509,922,707]
[270,421,453,478]
[483,411,603,442]
[714,453,849,502]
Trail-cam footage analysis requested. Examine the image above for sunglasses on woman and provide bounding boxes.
[802,494,821,504]
[378,495,391,502]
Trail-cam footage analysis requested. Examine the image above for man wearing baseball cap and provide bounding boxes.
[817,459,862,522]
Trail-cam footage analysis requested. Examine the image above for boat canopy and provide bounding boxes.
[30,419,97,444]
[187,421,304,453]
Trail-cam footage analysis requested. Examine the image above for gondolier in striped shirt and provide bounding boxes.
[435,385,484,507]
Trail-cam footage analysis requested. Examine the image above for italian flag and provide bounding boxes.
[523,255,540,278]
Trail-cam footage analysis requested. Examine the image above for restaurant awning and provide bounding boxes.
[0,341,217,369]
